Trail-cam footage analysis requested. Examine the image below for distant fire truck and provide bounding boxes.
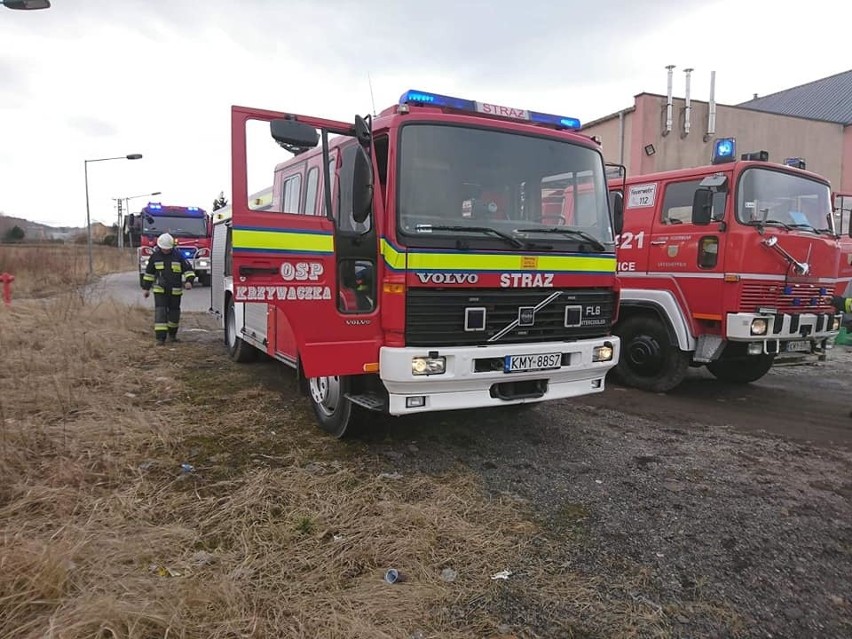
[211,89,623,437]
[606,140,842,392]
[128,202,213,286]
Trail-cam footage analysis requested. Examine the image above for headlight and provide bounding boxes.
[411,356,446,376]
[750,318,768,335]
[140,258,149,268]
[593,343,614,362]
[196,259,210,268]
[832,318,841,331]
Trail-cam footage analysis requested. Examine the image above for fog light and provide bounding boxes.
[592,343,614,362]
[406,396,426,408]
[748,342,763,355]
[832,318,841,331]
[196,259,210,269]
[750,318,768,335]
[591,379,602,388]
[411,356,446,376]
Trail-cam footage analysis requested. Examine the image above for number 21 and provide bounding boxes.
[615,231,645,250]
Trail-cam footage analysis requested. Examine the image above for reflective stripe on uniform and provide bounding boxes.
[172,288,183,296]
[171,262,182,273]
[142,274,156,282]
[155,262,165,270]
[152,286,165,294]
[184,271,196,280]
[167,321,180,328]
[845,298,852,313]
[154,323,169,332]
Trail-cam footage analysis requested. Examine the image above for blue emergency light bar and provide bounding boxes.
[784,157,806,170]
[712,137,736,164]
[399,89,581,130]
[147,202,163,210]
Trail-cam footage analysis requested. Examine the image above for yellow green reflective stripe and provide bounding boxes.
[154,323,168,331]
[232,228,334,253]
[155,263,165,270]
[142,274,156,282]
[845,298,852,313]
[172,288,183,295]
[152,286,165,293]
[381,239,616,273]
[167,321,179,328]
[184,271,196,279]
[171,263,182,272]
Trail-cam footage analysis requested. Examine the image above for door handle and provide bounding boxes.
[650,240,666,245]
[239,265,279,277]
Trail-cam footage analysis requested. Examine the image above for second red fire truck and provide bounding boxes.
[603,140,843,391]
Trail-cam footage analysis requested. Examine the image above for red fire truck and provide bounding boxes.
[605,140,843,392]
[129,202,213,287]
[211,89,623,437]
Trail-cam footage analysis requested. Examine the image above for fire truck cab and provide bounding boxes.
[211,90,623,437]
[131,203,213,286]
[608,139,842,392]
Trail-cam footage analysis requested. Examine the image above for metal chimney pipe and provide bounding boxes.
[705,70,717,142]
[664,64,675,135]
[683,68,693,135]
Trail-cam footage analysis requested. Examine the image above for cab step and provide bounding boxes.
[345,393,386,411]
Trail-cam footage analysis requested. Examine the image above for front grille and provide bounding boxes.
[739,281,834,314]
[406,287,615,347]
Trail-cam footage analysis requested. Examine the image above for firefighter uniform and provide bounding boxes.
[141,235,196,344]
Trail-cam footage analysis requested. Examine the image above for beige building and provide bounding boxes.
[581,69,852,193]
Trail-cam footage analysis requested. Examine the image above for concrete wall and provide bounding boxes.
[583,94,846,187]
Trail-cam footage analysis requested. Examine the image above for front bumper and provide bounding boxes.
[726,312,841,354]
[379,337,620,416]
[191,258,210,274]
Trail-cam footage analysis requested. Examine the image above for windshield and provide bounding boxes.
[142,214,208,238]
[397,124,614,250]
[737,168,833,232]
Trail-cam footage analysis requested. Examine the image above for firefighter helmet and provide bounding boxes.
[157,233,175,250]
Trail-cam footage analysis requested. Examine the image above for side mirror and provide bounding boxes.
[270,119,319,151]
[609,191,624,236]
[355,114,372,147]
[692,189,714,225]
[351,146,373,225]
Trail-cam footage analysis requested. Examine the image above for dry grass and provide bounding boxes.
[0,244,133,298]
[0,290,721,638]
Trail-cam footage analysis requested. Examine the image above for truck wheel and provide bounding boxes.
[613,315,690,392]
[225,298,257,363]
[308,375,352,438]
[707,354,774,383]
[198,273,211,287]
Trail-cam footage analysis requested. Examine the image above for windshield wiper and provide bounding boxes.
[748,219,793,231]
[414,224,525,248]
[787,223,832,235]
[515,227,607,252]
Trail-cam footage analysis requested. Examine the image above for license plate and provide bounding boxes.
[785,340,811,353]
[504,352,561,373]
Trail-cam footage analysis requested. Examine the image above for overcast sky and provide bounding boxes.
[1,0,850,227]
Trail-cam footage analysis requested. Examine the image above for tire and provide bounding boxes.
[707,354,774,384]
[198,273,211,287]
[613,315,690,392]
[225,298,257,363]
[308,374,353,438]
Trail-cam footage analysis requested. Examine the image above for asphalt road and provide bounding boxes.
[90,270,213,313]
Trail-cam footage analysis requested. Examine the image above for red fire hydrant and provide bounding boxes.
[0,273,14,306]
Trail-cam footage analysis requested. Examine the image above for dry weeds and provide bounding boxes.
[0,244,133,298]
[0,292,679,638]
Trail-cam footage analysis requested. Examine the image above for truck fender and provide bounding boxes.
[618,288,696,352]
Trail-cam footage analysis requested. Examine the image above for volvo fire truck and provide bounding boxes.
[211,89,623,437]
[129,203,213,286]
[607,139,842,392]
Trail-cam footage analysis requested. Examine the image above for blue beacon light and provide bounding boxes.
[399,89,582,129]
[712,137,736,164]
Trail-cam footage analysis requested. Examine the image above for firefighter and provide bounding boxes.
[141,233,195,345]
[832,295,852,316]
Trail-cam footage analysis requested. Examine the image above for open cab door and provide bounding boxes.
[229,106,383,387]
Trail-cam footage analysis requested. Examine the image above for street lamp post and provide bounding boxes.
[84,154,143,276]
[0,1,51,9]
[113,191,161,249]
